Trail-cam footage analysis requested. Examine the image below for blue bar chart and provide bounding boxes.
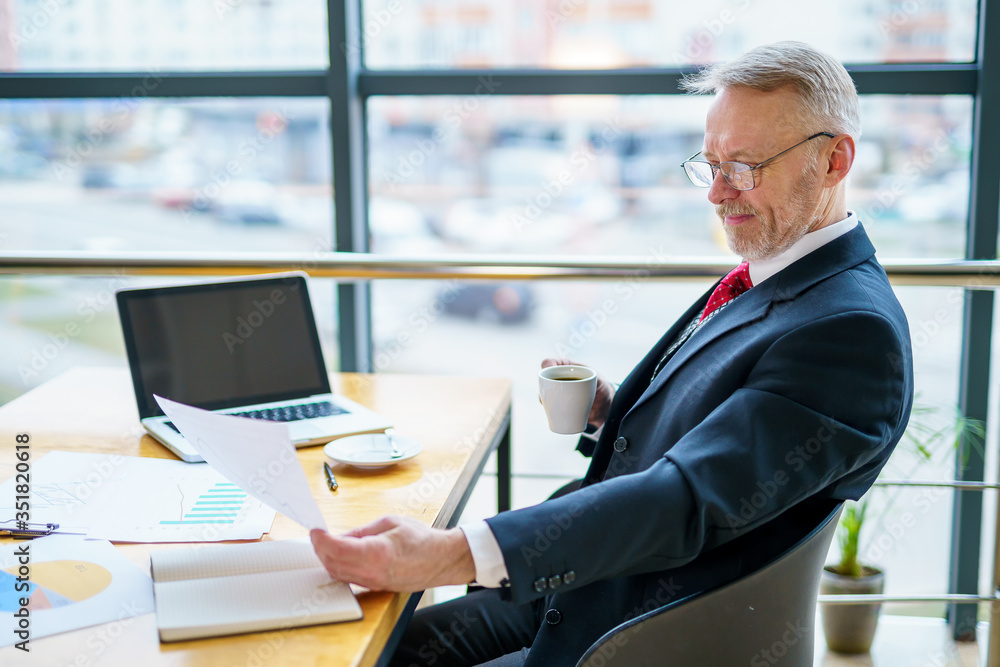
[0,452,275,542]
[160,483,249,525]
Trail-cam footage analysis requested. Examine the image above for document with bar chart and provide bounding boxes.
[87,475,275,543]
[0,451,275,542]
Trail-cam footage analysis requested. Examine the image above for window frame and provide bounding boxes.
[0,0,996,641]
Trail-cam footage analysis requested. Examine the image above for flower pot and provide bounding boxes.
[820,565,884,654]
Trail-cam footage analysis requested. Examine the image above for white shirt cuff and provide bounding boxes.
[459,521,509,588]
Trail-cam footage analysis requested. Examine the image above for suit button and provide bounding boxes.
[548,575,562,590]
[533,577,548,593]
[563,571,576,585]
[614,437,628,452]
[545,608,562,625]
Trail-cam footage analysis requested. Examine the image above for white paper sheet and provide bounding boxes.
[0,452,275,543]
[0,535,154,648]
[155,396,327,531]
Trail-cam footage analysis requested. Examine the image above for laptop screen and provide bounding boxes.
[117,274,332,419]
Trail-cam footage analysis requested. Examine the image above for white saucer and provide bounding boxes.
[324,433,422,469]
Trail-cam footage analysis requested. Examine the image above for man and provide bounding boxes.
[310,41,914,666]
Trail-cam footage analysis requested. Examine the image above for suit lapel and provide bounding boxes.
[624,224,878,417]
[630,279,776,413]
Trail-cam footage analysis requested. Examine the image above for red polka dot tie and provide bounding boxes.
[700,261,752,322]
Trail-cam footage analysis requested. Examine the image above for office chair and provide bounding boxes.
[575,501,843,667]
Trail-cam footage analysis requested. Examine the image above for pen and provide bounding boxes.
[323,461,339,491]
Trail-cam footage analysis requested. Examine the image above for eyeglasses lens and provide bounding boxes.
[684,162,714,187]
[724,163,754,190]
[684,161,756,191]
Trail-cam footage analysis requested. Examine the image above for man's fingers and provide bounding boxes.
[310,528,350,559]
[310,528,371,563]
[345,515,400,538]
[586,379,614,427]
[311,518,476,592]
[540,357,575,368]
[310,527,334,554]
[309,529,346,575]
[310,528,389,588]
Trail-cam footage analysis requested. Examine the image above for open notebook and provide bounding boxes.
[149,539,362,642]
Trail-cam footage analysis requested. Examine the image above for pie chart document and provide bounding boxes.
[0,534,153,649]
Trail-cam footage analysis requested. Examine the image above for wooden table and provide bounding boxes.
[0,367,511,667]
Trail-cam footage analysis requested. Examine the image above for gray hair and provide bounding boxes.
[681,41,861,140]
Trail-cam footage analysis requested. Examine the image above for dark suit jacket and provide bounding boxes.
[485,223,914,666]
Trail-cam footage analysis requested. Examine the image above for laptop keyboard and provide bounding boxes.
[164,401,348,433]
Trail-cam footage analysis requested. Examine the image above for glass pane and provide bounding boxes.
[856,95,972,258]
[363,0,977,69]
[0,275,340,405]
[368,94,972,259]
[856,286,963,616]
[981,304,1000,603]
[1,98,334,252]
[3,0,328,71]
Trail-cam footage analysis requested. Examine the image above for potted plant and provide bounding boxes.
[820,500,884,652]
[819,402,986,653]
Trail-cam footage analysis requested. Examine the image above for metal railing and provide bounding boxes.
[2,250,1000,286]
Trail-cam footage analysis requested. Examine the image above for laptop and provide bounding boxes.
[116,272,392,463]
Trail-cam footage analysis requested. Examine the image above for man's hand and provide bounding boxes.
[541,358,614,429]
[309,515,476,591]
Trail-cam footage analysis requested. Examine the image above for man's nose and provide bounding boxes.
[707,169,739,205]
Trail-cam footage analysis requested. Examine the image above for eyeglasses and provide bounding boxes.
[680,132,835,191]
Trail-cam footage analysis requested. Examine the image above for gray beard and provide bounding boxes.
[720,167,822,260]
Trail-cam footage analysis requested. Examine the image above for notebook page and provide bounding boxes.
[151,538,321,583]
[155,567,362,642]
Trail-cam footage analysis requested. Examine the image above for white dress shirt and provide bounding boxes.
[459,212,860,587]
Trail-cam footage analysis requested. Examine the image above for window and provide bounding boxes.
[369,95,973,259]
[5,0,329,71]
[0,98,332,252]
[363,0,977,69]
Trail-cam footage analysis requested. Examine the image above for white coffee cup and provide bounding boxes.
[538,365,598,434]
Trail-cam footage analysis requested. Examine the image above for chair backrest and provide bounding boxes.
[576,502,843,667]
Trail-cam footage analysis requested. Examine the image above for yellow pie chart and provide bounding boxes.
[2,560,112,610]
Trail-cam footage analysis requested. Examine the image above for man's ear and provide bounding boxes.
[824,134,855,187]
